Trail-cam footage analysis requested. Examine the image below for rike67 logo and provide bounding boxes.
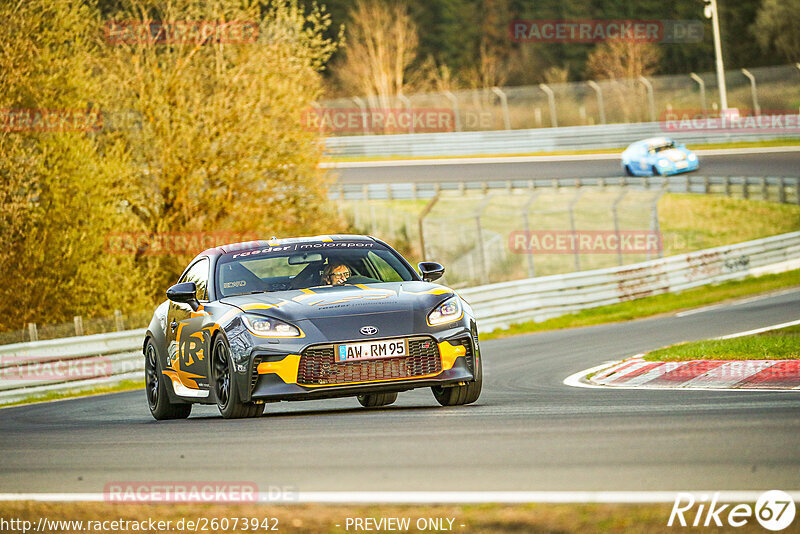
[669,490,796,530]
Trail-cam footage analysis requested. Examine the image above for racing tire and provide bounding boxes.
[432,351,483,406]
[212,336,264,419]
[651,165,663,176]
[357,392,398,408]
[144,339,192,421]
[624,165,634,177]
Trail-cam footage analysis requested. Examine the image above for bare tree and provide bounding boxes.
[586,40,661,122]
[336,0,418,107]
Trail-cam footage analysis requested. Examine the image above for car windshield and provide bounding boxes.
[651,142,676,153]
[216,241,417,297]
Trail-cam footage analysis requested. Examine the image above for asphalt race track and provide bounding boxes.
[1,291,798,494]
[333,149,800,184]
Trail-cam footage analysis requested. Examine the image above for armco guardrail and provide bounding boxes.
[323,119,800,158]
[0,329,145,403]
[460,231,800,332]
[1,232,799,403]
[332,175,800,203]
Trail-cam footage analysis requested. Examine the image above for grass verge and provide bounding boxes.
[480,269,800,341]
[644,324,800,362]
[0,501,780,533]
[0,378,142,409]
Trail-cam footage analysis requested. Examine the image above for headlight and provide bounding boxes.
[688,153,697,161]
[658,159,670,167]
[242,314,301,337]
[428,297,463,326]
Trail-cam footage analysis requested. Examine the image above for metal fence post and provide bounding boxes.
[74,316,84,337]
[724,176,731,197]
[491,87,511,130]
[539,83,558,127]
[351,97,369,135]
[689,73,707,116]
[418,194,439,261]
[796,177,800,205]
[397,93,414,134]
[778,177,786,204]
[521,191,541,278]
[474,195,493,281]
[369,202,378,234]
[568,189,584,271]
[28,323,38,342]
[651,189,666,259]
[741,69,761,116]
[639,76,656,122]
[587,80,605,124]
[443,91,462,132]
[310,102,325,135]
[612,189,629,266]
[114,310,124,332]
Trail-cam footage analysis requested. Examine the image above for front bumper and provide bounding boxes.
[659,159,699,175]
[244,330,478,402]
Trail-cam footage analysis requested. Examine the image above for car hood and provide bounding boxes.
[660,149,688,162]
[219,281,455,320]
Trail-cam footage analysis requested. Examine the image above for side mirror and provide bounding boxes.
[418,261,445,282]
[167,282,200,311]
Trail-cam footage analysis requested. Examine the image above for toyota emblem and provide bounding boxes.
[360,326,378,336]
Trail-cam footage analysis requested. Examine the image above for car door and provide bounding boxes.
[166,257,212,396]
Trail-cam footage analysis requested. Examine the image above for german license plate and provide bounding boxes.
[336,339,408,362]
[675,160,688,169]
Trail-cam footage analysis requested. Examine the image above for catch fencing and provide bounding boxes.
[319,64,800,156]
[1,232,798,404]
[320,64,800,133]
[460,231,800,332]
[323,118,800,158]
[337,175,800,287]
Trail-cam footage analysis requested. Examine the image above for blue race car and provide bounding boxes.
[621,137,699,176]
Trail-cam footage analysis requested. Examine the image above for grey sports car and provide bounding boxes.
[143,235,482,419]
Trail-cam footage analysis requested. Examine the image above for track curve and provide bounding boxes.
[333,150,800,183]
[0,291,798,494]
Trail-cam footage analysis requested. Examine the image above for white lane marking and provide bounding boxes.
[563,361,625,389]
[693,146,800,156]
[676,289,799,317]
[716,318,800,339]
[2,491,798,503]
[321,153,620,168]
[321,146,800,168]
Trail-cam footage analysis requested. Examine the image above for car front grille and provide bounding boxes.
[297,336,441,386]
